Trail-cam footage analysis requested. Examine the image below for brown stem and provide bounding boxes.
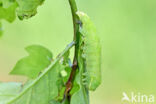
[64,62,77,98]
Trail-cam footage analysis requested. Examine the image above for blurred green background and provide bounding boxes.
[0,0,156,104]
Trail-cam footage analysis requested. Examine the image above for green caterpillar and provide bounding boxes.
[76,11,101,91]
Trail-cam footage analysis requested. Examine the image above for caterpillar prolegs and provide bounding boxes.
[76,11,101,91]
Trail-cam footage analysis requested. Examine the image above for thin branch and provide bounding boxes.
[68,0,79,40]
[68,0,80,63]
[63,0,80,100]
[68,0,79,82]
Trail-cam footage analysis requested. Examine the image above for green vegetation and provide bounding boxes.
[0,0,101,104]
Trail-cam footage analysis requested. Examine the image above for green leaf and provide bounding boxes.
[62,98,70,104]
[0,0,17,36]
[16,0,45,20]
[0,82,22,104]
[6,42,75,104]
[10,45,53,78]
[59,51,72,84]
[70,70,89,104]
[1,0,16,8]
[49,100,61,104]
[70,33,89,104]
[0,1,17,22]
[8,63,61,104]
[50,97,69,104]
[61,66,72,84]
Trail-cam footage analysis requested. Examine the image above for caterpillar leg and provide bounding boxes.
[81,53,86,59]
[82,79,88,86]
[80,45,86,59]
[82,72,87,76]
[82,72,89,86]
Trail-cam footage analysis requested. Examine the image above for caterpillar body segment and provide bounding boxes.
[76,11,101,91]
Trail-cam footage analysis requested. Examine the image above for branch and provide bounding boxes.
[68,0,79,40]
[68,0,79,80]
[68,0,79,62]
[63,0,80,100]
[68,0,79,82]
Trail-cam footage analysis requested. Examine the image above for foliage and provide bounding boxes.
[0,82,22,103]
[0,0,17,22]
[16,0,45,20]
[0,0,45,35]
[0,0,101,104]
[0,42,74,104]
[10,45,53,78]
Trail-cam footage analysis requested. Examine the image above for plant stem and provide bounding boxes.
[64,0,80,100]
[68,0,79,79]
[68,0,79,40]
[68,0,79,62]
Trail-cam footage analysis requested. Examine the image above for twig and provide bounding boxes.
[63,0,80,100]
